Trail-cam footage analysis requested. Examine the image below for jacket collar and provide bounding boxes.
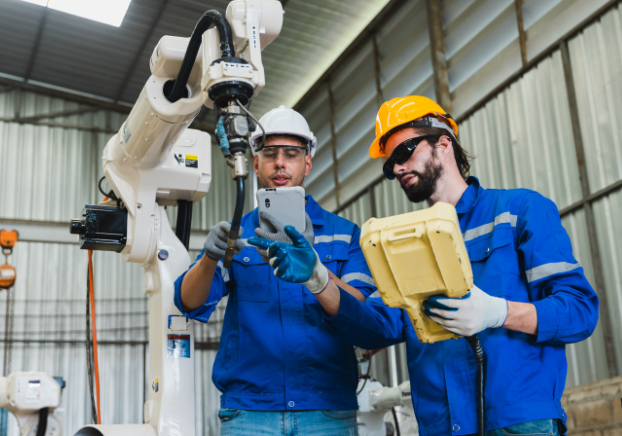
[455,176,481,215]
[305,195,324,226]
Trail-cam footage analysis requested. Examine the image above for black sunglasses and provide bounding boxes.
[383,135,439,180]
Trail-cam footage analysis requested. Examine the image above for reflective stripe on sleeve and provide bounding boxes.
[217,261,230,283]
[368,290,381,299]
[463,211,518,242]
[526,261,580,283]
[341,272,376,287]
[315,234,353,244]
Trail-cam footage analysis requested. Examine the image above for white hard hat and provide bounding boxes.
[250,105,317,158]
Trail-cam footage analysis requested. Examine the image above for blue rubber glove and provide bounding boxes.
[422,285,508,336]
[215,116,231,157]
[248,226,329,294]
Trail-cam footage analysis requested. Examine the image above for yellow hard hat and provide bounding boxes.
[369,96,459,159]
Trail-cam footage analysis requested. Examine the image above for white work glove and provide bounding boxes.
[422,285,508,337]
[203,221,245,261]
[254,211,315,262]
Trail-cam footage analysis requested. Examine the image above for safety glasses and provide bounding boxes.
[258,146,307,162]
[383,135,439,180]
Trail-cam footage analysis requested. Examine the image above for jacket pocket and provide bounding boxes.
[315,243,350,275]
[231,248,270,303]
[466,227,512,262]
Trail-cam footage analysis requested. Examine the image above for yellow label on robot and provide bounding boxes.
[360,202,473,344]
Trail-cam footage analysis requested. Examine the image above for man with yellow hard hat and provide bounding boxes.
[249,96,599,436]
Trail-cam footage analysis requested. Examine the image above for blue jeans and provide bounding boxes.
[218,409,358,436]
[484,419,561,436]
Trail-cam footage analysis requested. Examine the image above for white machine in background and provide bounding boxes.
[357,360,413,436]
[0,372,64,436]
[70,1,283,436]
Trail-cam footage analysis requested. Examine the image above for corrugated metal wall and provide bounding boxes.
[333,2,622,389]
[0,89,231,435]
[300,0,614,209]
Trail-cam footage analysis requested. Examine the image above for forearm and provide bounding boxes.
[327,270,365,302]
[503,301,538,336]
[180,254,218,312]
[313,269,366,317]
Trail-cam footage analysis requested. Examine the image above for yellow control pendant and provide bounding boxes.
[360,202,473,344]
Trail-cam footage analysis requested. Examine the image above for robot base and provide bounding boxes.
[74,424,155,436]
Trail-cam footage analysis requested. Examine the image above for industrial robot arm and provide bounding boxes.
[69,3,283,436]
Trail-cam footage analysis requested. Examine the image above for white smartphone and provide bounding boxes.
[256,187,306,233]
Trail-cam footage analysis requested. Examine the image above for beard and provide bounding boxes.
[399,159,443,203]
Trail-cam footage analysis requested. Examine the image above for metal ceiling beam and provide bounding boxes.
[0,75,132,114]
[13,106,102,122]
[372,32,384,108]
[515,0,529,67]
[426,0,452,113]
[327,81,341,207]
[115,0,170,103]
[23,8,49,81]
[0,117,117,134]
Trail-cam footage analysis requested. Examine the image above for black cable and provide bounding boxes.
[465,335,484,436]
[224,178,245,268]
[98,177,118,201]
[391,407,401,436]
[36,407,48,436]
[167,10,235,103]
[356,353,373,395]
[86,267,98,425]
[175,200,193,249]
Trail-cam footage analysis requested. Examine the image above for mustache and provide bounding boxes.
[270,171,291,179]
[397,170,422,183]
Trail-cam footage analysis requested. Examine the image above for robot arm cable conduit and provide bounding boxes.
[167,10,235,103]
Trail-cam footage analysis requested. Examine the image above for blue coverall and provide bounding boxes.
[325,177,599,436]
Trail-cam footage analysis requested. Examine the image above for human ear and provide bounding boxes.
[304,154,312,177]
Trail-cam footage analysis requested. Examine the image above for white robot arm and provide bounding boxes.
[0,372,64,436]
[70,3,283,436]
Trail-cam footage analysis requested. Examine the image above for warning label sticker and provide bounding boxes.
[152,377,159,393]
[184,154,198,168]
[174,154,198,168]
[167,334,190,358]
[122,122,132,144]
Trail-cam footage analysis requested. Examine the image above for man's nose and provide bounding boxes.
[393,161,408,177]
[275,151,286,167]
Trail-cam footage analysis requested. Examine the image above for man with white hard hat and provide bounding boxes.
[175,106,376,435]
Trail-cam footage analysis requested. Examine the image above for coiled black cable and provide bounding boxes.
[465,335,484,436]
[167,10,235,103]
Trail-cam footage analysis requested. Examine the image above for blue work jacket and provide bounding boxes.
[174,195,376,411]
[326,177,598,436]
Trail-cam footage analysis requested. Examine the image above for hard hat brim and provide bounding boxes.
[369,137,385,159]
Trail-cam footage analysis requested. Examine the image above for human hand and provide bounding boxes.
[203,221,244,261]
[422,285,508,336]
[248,225,329,294]
[254,211,314,262]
